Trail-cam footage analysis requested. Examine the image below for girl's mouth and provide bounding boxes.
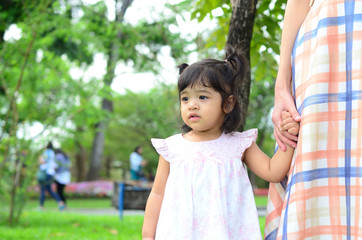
[189,113,200,120]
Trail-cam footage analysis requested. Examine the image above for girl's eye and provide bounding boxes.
[200,96,207,100]
[181,97,188,101]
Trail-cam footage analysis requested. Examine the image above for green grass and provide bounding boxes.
[259,216,266,236]
[0,210,143,240]
[0,210,266,240]
[0,197,268,239]
[255,195,268,207]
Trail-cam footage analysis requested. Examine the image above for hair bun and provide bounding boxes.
[224,43,248,78]
[178,63,189,75]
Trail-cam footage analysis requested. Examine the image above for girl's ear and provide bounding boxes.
[223,95,236,114]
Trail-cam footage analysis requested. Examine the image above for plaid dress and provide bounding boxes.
[264,0,362,239]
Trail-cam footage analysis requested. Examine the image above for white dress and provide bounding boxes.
[151,129,262,240]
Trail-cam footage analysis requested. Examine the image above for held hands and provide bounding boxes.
[272,79,301,150]
[280,111,300,141]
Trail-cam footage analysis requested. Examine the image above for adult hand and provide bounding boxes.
[272,81,301,151]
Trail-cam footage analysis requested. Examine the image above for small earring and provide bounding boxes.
[309,0,314,7]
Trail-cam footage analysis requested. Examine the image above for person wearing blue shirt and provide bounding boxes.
[129,146,147,185]
[54,148,71,206]
[38,142,65,211]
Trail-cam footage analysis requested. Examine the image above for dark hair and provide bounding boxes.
[134,146,142,154]
[46,141,53,150]
[177,46,248,134]
[55,148,68,159]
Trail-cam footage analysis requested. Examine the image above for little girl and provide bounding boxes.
[142,48,299,240]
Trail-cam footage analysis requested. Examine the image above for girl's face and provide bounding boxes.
[180,83,226,139]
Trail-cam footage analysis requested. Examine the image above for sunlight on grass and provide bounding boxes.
[0,210,143,240]
[0,210,267,240]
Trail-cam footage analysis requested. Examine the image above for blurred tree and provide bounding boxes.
[105,83,179,179]
[87,0,134,181]
[0,0,82,224]
[0,0,191,223]
[79,0,189,180]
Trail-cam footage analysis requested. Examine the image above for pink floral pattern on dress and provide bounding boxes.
[151,129,262,240]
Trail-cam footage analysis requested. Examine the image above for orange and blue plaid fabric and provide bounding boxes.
[264,0,362,239]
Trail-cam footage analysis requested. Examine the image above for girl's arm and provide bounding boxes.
[142,155,169,240]
[272,0,310,150]
[243,142,294,183]
[244,112,299,182]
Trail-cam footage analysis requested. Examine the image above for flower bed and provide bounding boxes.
[30,180,114,198]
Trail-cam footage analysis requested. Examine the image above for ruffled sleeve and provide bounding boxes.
[238,128,258,158]
[151,138,171,162]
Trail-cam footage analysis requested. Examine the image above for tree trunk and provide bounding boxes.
[105,155,113,179]
[87,0,133,181]
[227,0,258,188]
[226,0,258,131]
[75,138,87,181]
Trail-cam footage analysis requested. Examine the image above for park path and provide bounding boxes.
[64,207,266,217]
[65,208,144,216]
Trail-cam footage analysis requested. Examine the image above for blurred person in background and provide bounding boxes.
[54,148,71,207]
[37,142,65,210]
[129,146,147,185]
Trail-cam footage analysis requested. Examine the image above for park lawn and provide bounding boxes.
[255,195,268,207]
[0,211,266,240]
[0,210,143,240]
[1,196,268,239]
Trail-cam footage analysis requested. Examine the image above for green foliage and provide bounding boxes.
[251,0,286,82]
[0,142,38,224]
[105,83,180,173]
[190,0,231,50]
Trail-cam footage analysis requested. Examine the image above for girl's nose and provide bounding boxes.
[188,99,199,110]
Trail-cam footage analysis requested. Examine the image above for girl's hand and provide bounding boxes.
[280,111,300,136]
[38,156,45,164]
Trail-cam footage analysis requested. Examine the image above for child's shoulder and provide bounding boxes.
[226,128,258,139]
[150,133,183,161]
[151,133,182,142]
[151,133,182,150]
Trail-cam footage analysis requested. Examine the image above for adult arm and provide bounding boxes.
[272,0,310,150]
[142,155,169,239]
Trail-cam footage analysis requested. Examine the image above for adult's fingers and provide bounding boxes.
[274,129,287,151]
[280,121,298,132]
[277,127,298,147]
[281,123,299,136]
[286,102,301,122]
